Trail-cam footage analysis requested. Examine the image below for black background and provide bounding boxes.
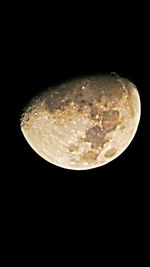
[8,5,149,253]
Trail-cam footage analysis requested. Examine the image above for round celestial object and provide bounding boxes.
[20,73,141,170]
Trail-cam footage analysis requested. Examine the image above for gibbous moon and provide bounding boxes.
[21,73,141,170]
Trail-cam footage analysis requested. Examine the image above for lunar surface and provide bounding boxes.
[21,73,141,170]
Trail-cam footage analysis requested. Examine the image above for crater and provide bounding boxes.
[105,148,117,158]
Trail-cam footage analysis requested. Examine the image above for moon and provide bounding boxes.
[21,73,141,170]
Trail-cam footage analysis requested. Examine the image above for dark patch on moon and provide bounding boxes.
[105,85,122,103]
[44,89,72,112]
[85,125,106,148]
[44,75,123,114]
[82,150,98,162]
[105,148,117,158]
[102,110,120,132]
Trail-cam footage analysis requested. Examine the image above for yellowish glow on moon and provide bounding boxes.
[21,74,141,170]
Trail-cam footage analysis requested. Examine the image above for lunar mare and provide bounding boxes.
[21,74,141,170]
